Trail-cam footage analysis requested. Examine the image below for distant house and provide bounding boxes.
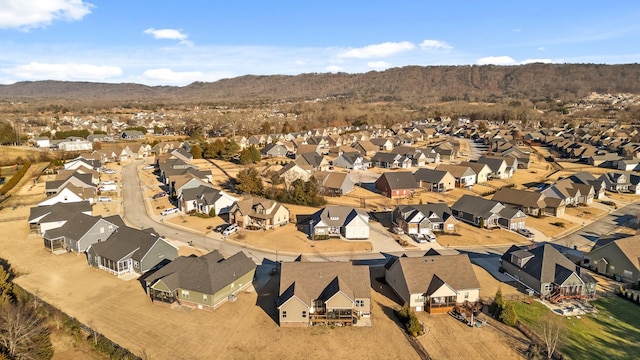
[435,164,476,188]
[332,152,369,170]
[314,171,355,196]
[542,178,595,206]
[371,152,411,169]
[277,162,312,183]
[451,195,526,230]
[295,152,330,171]
[178,185,238,215]
[38,187,87,206]
[587,235,640,283]
[305,206,370,240]
[385,253,480,313]
[477,155,515,179]
[28,201,92,235]
[351,140,378,156]
[87,226,178,276]
[277,261,371,327]
[229,196,290,230]
[87,134,114,142]
[568,172,606,199]
[34,136,50,148]
[42,213,123,253]
[458,161,492,184]
[501,244,597,302]
[144,251,256,311]
[121,130,145,140]
[375,172,420,199]
[261,143,288,158]
[492,187,565,217]
[392,203,458,235]
[370,138,395,151]
[599,172,632,193]
[413,168,455,192]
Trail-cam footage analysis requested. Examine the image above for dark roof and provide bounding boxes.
[44,213,116,240]
[376,172,419,190]
[502,244,580,284]
[389,254,480,295]
[413,168,450,183]
[89,226,165,262]
[29,201,92,223]
[145,251,256,295]
[452,195,503,218]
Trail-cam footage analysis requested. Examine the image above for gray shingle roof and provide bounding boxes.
[390,254,480,295]
[145,251,256,295]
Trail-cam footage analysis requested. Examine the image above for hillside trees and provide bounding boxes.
[0,121,17,145]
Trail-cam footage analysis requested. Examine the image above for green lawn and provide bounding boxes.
[510,297,640,360]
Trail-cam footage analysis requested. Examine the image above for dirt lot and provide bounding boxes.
[1,218,421,360]
[417,313,527,360]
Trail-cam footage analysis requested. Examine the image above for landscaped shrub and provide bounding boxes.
[550,222,565,228]
[500,302,518,326]
[394,304,425,337]
[0,161,31,195]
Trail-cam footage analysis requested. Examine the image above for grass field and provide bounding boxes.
[511,297,640,360]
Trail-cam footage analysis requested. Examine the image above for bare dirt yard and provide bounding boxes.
[1,218,422,360]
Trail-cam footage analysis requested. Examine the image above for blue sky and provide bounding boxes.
[1,0,639,86]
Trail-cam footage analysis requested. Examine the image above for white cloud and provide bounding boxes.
[538,47,546,51]
[476,56,518,65]
[0,0,93,30]
[367,61,390,69]
[144,28,192,46]
[2,62,122,81]
[338,41,415,59]
[142,68,203,84]
[419,39,452,51]
[326,65,343,73]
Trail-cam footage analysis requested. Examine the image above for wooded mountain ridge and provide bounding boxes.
[1,63,639,104]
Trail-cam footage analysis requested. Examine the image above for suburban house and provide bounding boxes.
[64,157,101,171]
[314,171,355,196]
[492,188,565,217]
[351,140,378,156]
[477,155,515,179]
[451,195,527,230]
[413,168,455,192]
[144,250,256,311]
[45,173,96,195]
[38,186,88,206]
[277,162,312,183]
[228,196,290,230]
[392,204,458,235]
[501,244,597,302]
[87,226,179,276]
[28,201,92,234]
[375,172,420,199]
[277,261,371,327]
[331,152,369,170]
[599,172,632,193]
[568,172,606,199]
[587,235,640,284]
[371,152,411,169]
[178,185,238,216]
[42,213,123,253]
[305,206,370,240]
[261,143,288,158]
[458,161,492,184]
[542,178,595,206]
[370,138,395,151]
[120,130,145,140]
[391,146,428,167]
[295,152,330,171]
[435,164,476,188]
[385,253,480,313]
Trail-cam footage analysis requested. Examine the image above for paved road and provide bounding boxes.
[121,160,387,264]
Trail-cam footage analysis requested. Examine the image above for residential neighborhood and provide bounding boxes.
[3,104,640,360]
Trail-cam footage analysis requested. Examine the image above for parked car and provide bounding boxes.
[153,192,167,199]
[214,223,230,232]
[412,234,427,244]
[161,208,179,216]
[392,227,404,235]
[97,196,112,202]
[101,168,116,174]
[222,223,238,236]
[517,228,535,239]
[143,165,155,170]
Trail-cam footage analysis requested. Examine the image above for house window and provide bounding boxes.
[203,295,208,303]
[134,261,139,268]
[181,290,190,299]
[282,311,287,319]
[447,224,454,230]
[100,227,105,234]
[302,311,307,318]
[108,225,113,232]
[464,292,469,300]
[355,299,364,307]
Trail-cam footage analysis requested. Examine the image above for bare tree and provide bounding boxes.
[0,303,53,359]
[535,313,566,359]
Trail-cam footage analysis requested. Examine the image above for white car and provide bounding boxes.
[161,208,179,216]
[222,224,238,236]
[143,165,155,170]
[97,196,112,202]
